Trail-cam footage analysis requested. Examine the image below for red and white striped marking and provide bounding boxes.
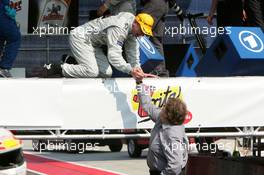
[24,153,122,175]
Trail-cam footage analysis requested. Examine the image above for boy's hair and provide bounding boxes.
[164,98,187,125]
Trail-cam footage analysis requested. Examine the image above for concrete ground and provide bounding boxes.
[23,140,149,175]
[23,138,262,175]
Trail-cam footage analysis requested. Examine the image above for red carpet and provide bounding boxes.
[24,153,121,175]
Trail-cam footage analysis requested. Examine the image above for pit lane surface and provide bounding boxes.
[23,141,149,175]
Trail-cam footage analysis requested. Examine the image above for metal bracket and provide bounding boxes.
[195,124,201,138]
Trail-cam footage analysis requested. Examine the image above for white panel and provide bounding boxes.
[1,77,264,130]
[0,79,62,128]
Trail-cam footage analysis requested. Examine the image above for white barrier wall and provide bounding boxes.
[0,79,62,128]
[1,77,264,130]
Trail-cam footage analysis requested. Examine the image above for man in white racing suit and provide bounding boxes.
[44,12,155,79]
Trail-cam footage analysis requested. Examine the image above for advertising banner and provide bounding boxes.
[28,0,78,34]
[37,0,71,29]
[1,77,264,130]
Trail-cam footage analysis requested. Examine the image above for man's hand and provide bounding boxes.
[144,73,159,78]
[243,10,248,22]
[207,15,213,25]
[97,4,108,17]
[131,67,145,80]
[5,6,16,20]
[131,67,159,82]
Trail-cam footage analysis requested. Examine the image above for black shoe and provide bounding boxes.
[42,64,63,78]
[62,54,78,65]
[0,68,12,78]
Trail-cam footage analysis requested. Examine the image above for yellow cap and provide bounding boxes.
[135,13,154,36]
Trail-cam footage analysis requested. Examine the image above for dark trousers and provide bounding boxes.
[244,0,264,31]
[217,0,243,28]
[141,0,169,77]
[149,167,186,175]
[0,4,21,70]
[149,36,169,77]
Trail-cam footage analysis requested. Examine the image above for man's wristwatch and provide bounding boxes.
[136,80,143,85]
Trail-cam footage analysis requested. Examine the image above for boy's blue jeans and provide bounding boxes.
[0,3,21,70]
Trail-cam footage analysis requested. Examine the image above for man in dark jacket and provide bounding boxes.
[244,0,264,31]
[0,0,21,78]
[141,0,184,77]
[207,0,244,27]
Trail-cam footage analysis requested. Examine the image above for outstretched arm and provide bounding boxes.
[107,27,132,74]
[137,83,161,122]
